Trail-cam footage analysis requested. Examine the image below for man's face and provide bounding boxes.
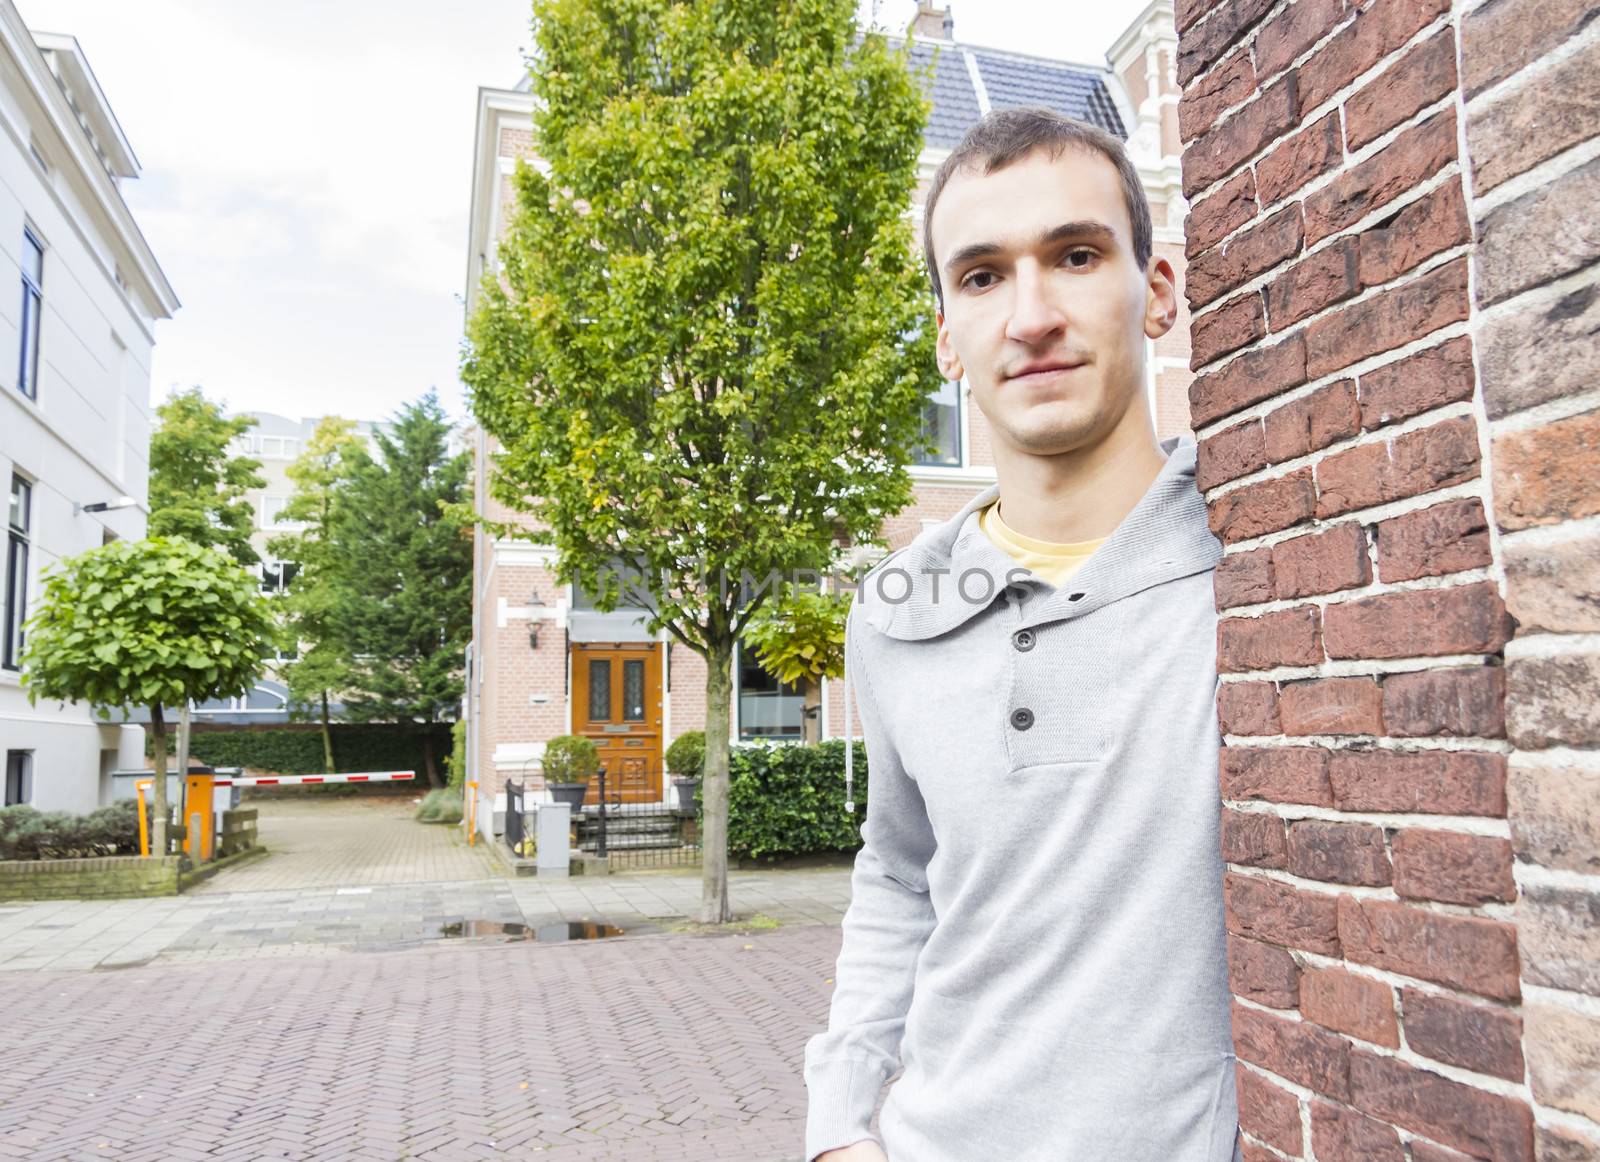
[929,147,1176,458]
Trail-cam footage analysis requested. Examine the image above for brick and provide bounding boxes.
[1526,1002,1600,1123]
[1218,605,1324,670]
[1235,1063,1302,1155]
[1504,528,1600,634]
[1306,254,1470,379]
[1257,0,1346,78]
[1519,883,1600,995]
[1411,1143,1484,1162]
[1477,153,1600,307]
[1217,680,1281,735]
[1288,819,1391,886]
[1222,808,1288,867]
[1177,0,1279,84]
[1228,934,1301,1008]
[1349,1048,1534,1162]
[1393,829,1515,905]
[1535,1121,1600,1162]
[1183,76,1301,196]
[1381,665,1505,738]
[1226,870,1342,955]
[1266,236,1360,331]
[1303,110,1457,247]
[1329,749,1506,816]
[1261,380,1361,463]
[1185,170,1259,260]
[1345,27,1457,151]
[1506,651,1600,750]
[1271,522,1370,600]
[1193,291,1267,368]
[1255,109,1344,206]
[1315,415,1480,518]
[1222,745,1334,805]
[1214,546,1276,610]
[1357,179,1470,289]
[1298,0,1451,111]
[1188,204,1305,309]
[1508,760,1600,876]
[1197,418,1268,490]
[1402,987,1525,1082]
[1278,675,1382,735]
[1481,280,1600,419]
[1179,48,1258,144]
[1232,1001,1351,1099]
[1358,336,1475,431]
[1302,968,1399,1048]
[1323,581,1514,661]
[1490,409,1600,531]
[1208,469,1318,543]
[1374,497,1491,583]
[1337,896,1521,1001]
[1470,33,1600,195]
[1462,0,1600,97]
[1310,1099,1404,1161]
[1173,0,1210,34]
[1190,332,1307,426]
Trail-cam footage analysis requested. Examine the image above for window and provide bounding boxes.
[260,560,299,594]
[261,495,299,529]
[4,751,31,805]
[914,378,962,467]
[18,229,43,400]
[735,645,804,741]
[3,475,30,670]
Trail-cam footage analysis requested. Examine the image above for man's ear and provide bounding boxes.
[1144,255,1179,340]
[935,309,965,382]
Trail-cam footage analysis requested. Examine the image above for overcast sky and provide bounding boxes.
[25,0,1154,426]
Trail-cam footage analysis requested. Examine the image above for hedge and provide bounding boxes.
[163,724,453,779]
[723,739,870,862]
[0,802,145,861]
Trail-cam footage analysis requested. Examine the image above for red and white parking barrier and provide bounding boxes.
[207,771,416,787]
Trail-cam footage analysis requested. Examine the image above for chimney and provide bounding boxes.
[909,2,954,41]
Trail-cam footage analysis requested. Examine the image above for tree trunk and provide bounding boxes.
[319,691,335,773]
[421,730,442,788]
[802,678,822,744]
[699,642,734,924]
[149,704,169,858]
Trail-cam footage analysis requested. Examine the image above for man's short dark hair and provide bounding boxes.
[922,107,1153,310]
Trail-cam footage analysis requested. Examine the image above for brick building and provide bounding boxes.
[462,1,1199,804]
[1178,0,1599,1156]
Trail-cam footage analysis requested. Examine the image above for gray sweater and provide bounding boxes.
[804,434,1242,1161]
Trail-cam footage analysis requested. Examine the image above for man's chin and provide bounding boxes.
[999,403,1102,455]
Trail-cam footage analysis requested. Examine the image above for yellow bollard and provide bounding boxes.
[465,780,478,846]
[183,773,216,861]
[136,780,151,858]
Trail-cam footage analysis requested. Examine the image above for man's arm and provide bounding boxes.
[803,608,939,1161]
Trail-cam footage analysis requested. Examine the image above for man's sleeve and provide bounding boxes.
[803,607,939,1160]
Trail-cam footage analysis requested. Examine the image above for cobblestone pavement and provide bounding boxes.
[187,796,503,893]
[0,922,874,1161]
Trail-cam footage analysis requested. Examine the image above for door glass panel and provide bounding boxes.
[588,659,611,721]
[623,659,645,721]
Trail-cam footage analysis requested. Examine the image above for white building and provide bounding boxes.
[0,5,177,812]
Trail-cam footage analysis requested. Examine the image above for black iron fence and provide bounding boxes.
[504,765,702,871]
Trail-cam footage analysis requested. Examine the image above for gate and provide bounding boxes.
[576,764,700,870]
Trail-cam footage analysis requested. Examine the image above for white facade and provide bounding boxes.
[0,6,178,812]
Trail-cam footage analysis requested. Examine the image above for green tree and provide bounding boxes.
[148,388,266,568]
[333,394,471,787]
[20,537,275,857]
[462,0,933,922]
[267,416,372,772]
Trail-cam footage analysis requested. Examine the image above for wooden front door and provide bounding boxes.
[570,642,663,804]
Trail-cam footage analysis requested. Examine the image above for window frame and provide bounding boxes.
[4,750,32,805]
[733,643,805,743]
[17,228,43,401]
[911,374,965,469]
[3,474,31,671]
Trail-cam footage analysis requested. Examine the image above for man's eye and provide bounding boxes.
[962,271,997,291]
[1063,248,1097,269]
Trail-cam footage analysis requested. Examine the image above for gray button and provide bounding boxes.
[1068,592,1085,602]
[1010,707,1034,731]
[1012,629,1036,652]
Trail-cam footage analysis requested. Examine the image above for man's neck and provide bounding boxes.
[991,422,1169,545]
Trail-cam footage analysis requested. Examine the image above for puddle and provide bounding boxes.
[426,919,633,943]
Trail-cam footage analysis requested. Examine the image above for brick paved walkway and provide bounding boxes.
[189,796,503,893]
[0,923,875,1160]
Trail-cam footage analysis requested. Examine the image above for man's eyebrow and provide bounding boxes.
[943,220,1120,279]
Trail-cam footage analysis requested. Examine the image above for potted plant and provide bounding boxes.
[541,734,599,812]
[665,730,705,814]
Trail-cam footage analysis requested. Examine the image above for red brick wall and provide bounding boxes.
[1178,0,1600,1156]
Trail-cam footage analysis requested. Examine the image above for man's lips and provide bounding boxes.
[1007,361,1086,382]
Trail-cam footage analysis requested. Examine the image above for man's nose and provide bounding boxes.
[1004,262,1068,346]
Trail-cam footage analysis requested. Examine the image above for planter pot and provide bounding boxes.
[546,781,589,812]
[670,775,700,814]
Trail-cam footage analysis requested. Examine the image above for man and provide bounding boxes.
[803,108,1241,1161]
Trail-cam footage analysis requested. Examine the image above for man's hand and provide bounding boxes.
[815,1140,889,1162]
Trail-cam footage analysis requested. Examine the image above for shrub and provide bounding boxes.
[724,739,870,862]
[172,724,451,778]
[541,734,599,781]
[415,787,464,825]
[665,730,705,778]
[446,719,468,790]
[0,801,145,860]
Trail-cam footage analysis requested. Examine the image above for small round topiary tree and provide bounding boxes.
[540,734,600,782]
[665,730,706,779]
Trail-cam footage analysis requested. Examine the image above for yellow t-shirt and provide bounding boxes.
[979,500,1108,588]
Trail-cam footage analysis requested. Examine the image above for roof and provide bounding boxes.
[902,38,1127,149]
